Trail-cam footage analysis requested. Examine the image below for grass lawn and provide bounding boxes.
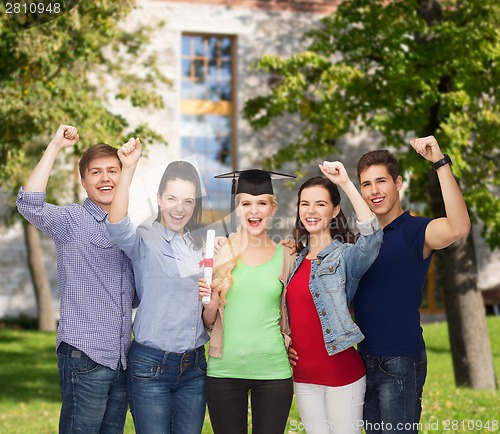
[0,317,498,434]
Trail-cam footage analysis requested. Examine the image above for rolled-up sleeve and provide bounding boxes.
[16,187,73,242]
[356,213,381,236]
[344,214,383,301]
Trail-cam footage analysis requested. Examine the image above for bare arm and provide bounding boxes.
[410,136,471,258]
[199,278,220,328]
[320,161,373,222]
[107,138,141,224]
[24,125,79,192]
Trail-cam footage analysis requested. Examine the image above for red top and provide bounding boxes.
[286,258,365,386]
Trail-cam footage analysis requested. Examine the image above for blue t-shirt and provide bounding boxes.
[353,211,432,356]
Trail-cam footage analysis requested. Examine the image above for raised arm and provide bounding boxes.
[319,161,373,223]
[24,125,79,192]
[107,138,141,224]
[410,136,471,258]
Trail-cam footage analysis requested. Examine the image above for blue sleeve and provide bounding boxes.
[406,216,433,262]
[16,187,75,242]
[343,214,383,302]
[105,215,139,260]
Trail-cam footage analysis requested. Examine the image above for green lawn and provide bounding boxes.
[0,317,499,433]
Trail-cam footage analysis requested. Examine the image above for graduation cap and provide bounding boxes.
[214,169,295,232]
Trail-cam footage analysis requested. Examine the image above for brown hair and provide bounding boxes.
[356,150,400,182]
[293,176,355,253]
[79,143,120,179]
[155,160,203,249]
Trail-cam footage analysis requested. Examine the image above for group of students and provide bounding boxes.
[16,124,470,434]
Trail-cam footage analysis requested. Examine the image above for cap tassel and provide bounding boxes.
[230,176,237,233]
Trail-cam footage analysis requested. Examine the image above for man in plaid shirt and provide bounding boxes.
[16,125,136,433]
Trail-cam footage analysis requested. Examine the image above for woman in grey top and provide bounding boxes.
[106,138,208,434]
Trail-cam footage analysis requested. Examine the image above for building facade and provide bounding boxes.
[1,0,341,319]
[1,0,498,320]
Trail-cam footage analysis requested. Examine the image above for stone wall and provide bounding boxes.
[154,0,340,13]
[0,222,59,319]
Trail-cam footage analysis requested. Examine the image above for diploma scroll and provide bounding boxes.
[202,230,215,305]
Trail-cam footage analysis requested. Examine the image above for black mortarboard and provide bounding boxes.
[215,169,295,232]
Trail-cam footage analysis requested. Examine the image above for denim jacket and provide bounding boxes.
[287,214,382,356]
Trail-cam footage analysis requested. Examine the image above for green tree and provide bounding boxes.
[243,0,498,389]
[0,1,169,330]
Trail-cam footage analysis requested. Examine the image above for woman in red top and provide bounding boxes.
[286,161,382,434]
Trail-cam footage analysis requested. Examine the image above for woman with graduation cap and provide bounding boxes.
[198,168,296,434]
[286,161,383,434]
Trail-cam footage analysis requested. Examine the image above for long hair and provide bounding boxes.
[293,176,355,253]
[212,193,277,303]
[155,160,203,249]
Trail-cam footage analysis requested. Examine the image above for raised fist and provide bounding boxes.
[51,124,79,149]
[117,137,142,168]
[410,135,444,163]
[319,160,350,186]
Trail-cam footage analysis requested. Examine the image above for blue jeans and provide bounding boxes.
[127,340,207,434]
[57,342,128,434]
[362,351,427,434]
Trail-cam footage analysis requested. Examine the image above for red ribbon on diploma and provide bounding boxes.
[198,258,214,268]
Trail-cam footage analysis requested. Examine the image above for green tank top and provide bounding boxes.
[208,244,292,379]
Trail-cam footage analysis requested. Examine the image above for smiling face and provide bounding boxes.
[359,164,403,225]
[80,156,122,212]
[157,179,197,233]
[236,193,276,237]
[299,185,340,237]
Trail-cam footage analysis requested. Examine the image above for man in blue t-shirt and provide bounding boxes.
[353,136,470,433]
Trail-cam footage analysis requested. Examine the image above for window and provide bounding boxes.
[181,34,235,218]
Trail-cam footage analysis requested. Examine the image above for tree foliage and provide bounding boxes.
[243,0,499,248]
[0,1,169,330]
[0,0,169,203]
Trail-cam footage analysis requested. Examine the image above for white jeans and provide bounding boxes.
[294,376,366,434]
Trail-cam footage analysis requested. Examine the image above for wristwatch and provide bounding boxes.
[433,154,452,170]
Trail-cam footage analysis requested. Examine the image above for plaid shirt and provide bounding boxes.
[16,188,135,370]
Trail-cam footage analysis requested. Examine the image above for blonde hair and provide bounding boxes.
[212,193,277,303]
